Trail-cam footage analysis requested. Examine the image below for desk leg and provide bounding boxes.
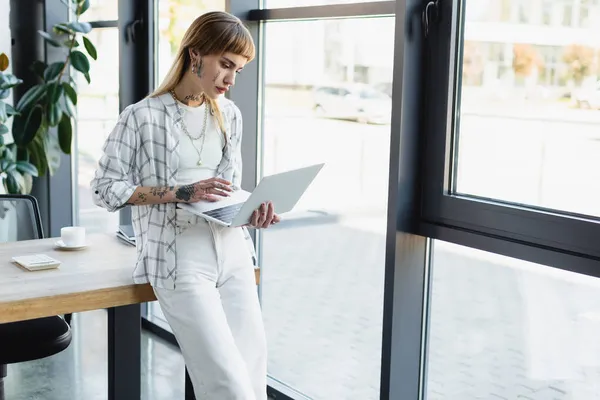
[108,305,141,400]
[185,367,196,399]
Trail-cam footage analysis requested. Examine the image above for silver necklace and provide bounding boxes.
[170,90,209,166]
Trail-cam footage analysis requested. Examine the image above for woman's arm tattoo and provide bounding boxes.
[175,184,196,202]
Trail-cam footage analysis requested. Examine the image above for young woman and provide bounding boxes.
[91,11,277,399]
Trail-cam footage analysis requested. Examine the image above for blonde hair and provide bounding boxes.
[150,11,255,138]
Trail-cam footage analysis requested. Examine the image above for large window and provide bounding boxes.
[258,16,392,400]
[427,240,600,399]
[74,27,120,234]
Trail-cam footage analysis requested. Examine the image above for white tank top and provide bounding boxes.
[175,100,225,224]
[176,100,225,185]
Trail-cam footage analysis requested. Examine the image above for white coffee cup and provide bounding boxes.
[60,226,86,247]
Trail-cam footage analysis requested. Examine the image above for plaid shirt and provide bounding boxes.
[90,93,256,290]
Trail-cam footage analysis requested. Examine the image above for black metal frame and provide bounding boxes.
[247,1,395,21]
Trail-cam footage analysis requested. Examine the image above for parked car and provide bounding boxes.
[312,83,392,124]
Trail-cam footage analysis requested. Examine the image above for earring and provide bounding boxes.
[191,64,196,74]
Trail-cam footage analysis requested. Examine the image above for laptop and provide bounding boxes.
[178,163,324,227]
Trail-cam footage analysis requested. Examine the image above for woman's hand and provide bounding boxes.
[174,178,233,203]
[247,201,280,229]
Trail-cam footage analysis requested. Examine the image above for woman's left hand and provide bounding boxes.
[248,201,280,229]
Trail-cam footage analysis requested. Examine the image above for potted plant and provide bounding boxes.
[0,0,97,194]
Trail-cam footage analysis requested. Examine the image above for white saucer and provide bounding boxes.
[54,240,88,251]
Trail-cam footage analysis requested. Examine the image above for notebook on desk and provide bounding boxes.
[12,254,61,271]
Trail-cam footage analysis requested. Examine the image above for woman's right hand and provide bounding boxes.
[174,178,233,203]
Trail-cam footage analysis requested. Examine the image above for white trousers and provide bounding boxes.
[153,217,267,400]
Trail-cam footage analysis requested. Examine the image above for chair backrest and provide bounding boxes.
[0,194,44,242]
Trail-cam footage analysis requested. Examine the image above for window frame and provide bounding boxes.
[419,0,600,275]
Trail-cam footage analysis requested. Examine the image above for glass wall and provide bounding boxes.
[427,240,600,399]
[259,16,393,399]
[74,27,120,233]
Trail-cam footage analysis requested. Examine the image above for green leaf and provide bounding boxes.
[37,30,62,47]
[15,161,38,177]
[48,101,63,127]
[44,62,65,82]
[58,114,72,154]
[0,124,7,135]
[62,82,77,105]
[16,84,46,112]
[0,74,23,90]
[82,36,97,60]
[12,105,43,146]
[60,93,76,118]
[27,136,47,177]
[66,21,92,34]
[47,82,63,104]
[30,61,47,79]
[5,170,20,194]
[0,90,9,100]
[83,72,91,84]
[53,24,74,35]
[70,51,90,74]
[63,38,79,48]
[0,101,6,124]
[77,0,90,16]
[5,104,18,117]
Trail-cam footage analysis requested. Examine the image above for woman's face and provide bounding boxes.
[189,50,247,99]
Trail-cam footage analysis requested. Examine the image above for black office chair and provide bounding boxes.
[0,195,72,399]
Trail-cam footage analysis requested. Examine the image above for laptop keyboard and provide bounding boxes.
[203,203,244,224]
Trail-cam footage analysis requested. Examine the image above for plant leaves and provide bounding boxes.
[77,0,90,16]
[47,82,63,104]
[44,62,65,82]
[5,170,20,194]
[16,84,46,112]
[70,51,90,74]
[0,73,22,90]
[0,90,8,100]
[15,161,38,177]
[58,114,72,154]
[48,101,63,127]
[0,53,8,72]
[63,38,79,48]
[66,21,92,34]
[83,72,91,84]
[0,101,6,124]
[62,82,77,105]
[12,105,43,146]
[30,60,47,79]
[53,24,74,35]
[27,135,47,177]
[82,36,97,60]
[60,93,76,118]
[5,104,18,117]
[0,124,7,135]
[37,30,62,47]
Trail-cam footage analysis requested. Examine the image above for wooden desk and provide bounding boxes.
[0,233,156,323]
[0,233,151,400]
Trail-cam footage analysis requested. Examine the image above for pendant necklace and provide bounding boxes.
[170,90,209,166]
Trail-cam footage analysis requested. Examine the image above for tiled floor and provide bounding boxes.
[4,310,186,400]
